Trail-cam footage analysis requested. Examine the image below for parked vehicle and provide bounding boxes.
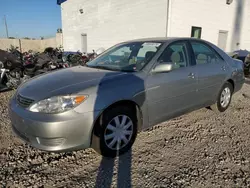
[243,52,250,76]
[229,49,250,76]
[9,38,245,158]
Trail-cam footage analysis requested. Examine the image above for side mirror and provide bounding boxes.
[151,63,173,73]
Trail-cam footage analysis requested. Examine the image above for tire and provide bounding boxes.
[210,82,233,113]
[93,105,138,158]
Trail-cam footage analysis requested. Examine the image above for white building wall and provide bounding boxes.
[61,0,250,53]
[168,0,250,52]
[240,0,250,50]
[61,0,168,52]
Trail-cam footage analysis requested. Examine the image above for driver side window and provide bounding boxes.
[158,42,188,69]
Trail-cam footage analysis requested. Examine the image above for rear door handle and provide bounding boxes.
[188,73,195,79]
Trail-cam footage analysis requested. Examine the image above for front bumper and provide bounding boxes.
[9,97,100,152]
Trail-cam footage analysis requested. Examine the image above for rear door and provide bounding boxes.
[189,41,228,104]
[146,41,198,127]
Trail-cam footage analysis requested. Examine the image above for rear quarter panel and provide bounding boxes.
[205,41,245,92]
[231,58,245,92]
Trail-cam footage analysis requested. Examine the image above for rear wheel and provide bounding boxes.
[92,105,137,158]
[210,82,233,112]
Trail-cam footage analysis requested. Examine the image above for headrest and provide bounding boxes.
[171,52,180,63]
[197,54,207,64]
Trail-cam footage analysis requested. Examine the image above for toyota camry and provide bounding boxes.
[9,38,245,157]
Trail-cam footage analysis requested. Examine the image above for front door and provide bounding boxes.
[146,41,198,126]
[189,41,228,105]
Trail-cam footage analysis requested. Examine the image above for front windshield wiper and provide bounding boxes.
[87,65,120,71]
[87,65,136,72]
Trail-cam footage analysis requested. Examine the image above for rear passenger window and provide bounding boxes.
[190,42,223,65]
[158,42,188,69]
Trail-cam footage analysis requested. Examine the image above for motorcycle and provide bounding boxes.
[0,46,106,91]
[0,49,64,91]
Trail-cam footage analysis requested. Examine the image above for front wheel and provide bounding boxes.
[210,82,233,112]
[92,106,138,158]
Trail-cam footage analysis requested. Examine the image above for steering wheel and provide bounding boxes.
[96,56,114,66]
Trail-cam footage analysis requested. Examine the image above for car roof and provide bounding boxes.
[123,37,208,43]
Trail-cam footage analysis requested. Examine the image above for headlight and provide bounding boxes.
[28,95,88,113]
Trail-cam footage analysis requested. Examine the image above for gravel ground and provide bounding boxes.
[1,82,250,188]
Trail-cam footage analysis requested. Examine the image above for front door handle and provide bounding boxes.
[188,73,195,79]
[221,65,226,71]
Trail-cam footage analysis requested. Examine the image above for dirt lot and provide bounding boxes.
[1,82,250,188]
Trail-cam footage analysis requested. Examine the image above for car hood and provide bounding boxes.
[17,66,126,100]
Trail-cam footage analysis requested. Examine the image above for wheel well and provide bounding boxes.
[92,100,143,137]
[227,79,235,92]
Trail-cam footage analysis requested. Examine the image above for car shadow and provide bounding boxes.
[95,149,132,188]
[92,65,146,187]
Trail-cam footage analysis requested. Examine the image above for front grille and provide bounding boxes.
[16,94,34,108]
[12,126,30,143]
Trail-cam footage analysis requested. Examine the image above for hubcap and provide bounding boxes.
[104,115,133,150]
[220,87,231,108]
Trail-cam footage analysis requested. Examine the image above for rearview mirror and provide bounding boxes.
[152,63,173,73]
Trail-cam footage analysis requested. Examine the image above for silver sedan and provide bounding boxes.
[9,38,245,157]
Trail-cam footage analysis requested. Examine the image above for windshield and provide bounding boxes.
[86,42,163,72]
